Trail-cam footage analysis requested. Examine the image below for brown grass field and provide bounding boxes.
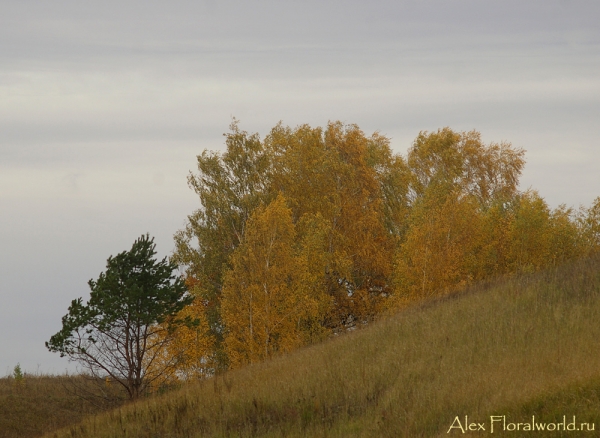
[0,372,127,438]
[4,254,600,437]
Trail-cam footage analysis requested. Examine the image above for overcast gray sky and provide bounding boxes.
[1,0,599,375]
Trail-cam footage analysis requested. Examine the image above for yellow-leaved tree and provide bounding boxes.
[394,190,482,302]
[506,191,553,272]
[394,128,525,301]
[172,121,273,370]
[578,196,600,255]
[266,122,397,329]
[221,194,322,368]
[156,280,216,380]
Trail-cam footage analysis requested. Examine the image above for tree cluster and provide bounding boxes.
[171,121,600,372]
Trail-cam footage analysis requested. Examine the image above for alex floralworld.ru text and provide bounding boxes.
[447,415,595,433]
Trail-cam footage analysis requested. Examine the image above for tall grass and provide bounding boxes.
[44,254,600,437]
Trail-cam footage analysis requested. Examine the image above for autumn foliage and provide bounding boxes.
[171,121,600,372]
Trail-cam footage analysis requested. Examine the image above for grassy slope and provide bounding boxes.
[45,254,600,437]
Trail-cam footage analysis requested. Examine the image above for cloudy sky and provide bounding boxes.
[1,0,599,374]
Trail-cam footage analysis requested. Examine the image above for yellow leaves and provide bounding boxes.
[578,196,600,254]
[507,191,552,272]
[547,204,582,265]
[394,191,482,302]
[164,298,215,379]
[222,194,317,368]
[265,122,396,328]
[394,128,530,302]
[144,295,216,386]
[394,183,594,304]
[476,199,513,277]
[506,192,588,272]
[172,121,597,374]
[407,128,525,207]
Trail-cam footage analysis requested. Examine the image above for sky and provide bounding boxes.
[1,0,599,375]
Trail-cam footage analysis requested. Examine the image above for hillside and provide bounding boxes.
[43,254,600,437]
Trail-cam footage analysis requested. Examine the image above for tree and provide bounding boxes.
[394,190,482,301]
[393,128,526,301]
[46,235,194,399]
[172,120,273,370]
[547,204,583,265]
[578,196,600,255]
[506,191,552,272]
[221,195,320,367]
[158,288,215,379]
[266,122,395,329]
[406,128,525,207]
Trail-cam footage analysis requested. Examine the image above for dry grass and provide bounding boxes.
[0,373,127,438]
[42,254,600,437]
